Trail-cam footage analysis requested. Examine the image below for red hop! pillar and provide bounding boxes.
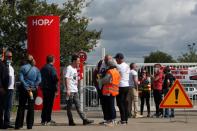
[27,16,60,110]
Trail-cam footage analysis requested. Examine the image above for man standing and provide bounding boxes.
[93,54,113,124]
[153,64,164,118]
[41,55,59,125]
[0,52,9,129]
[4,51,15,129]
[163,66,175,118]
[129,63,143,118]
[114,53,130,125]
[15,54,41,130]
[65,54,94,126]
[101,60,120,126]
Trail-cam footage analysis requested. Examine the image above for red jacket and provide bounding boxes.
[153,70,163,90]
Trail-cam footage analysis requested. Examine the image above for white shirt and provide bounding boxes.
[117,62,130,87]
[64,65,78,92]
[8,64,15,90]
[129,69,138,87]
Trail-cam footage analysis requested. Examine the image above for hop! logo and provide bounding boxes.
[32,19,54,26]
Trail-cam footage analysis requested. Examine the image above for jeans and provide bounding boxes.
[153,89,163,116]
[140,91,150,115]
[66,92,86,123]
[127,88,132,116]
[96,88,106,120]
[102,95,116,121]
[41,89,55,123]
[15,88,37,129]
[163,88,174,117]
[116,87,129,122]
[0,91,6,128]
[4,89,14,126]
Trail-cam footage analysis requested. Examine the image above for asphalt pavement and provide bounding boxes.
[1,110,197,131]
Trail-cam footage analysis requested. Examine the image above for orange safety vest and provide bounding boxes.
[102,68,121,96]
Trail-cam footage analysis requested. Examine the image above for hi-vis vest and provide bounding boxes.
[102,68,121,96]
[140,78,151,91]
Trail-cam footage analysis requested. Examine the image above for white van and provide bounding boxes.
[184,87,197,99]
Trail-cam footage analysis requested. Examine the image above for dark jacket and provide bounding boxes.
[40,64,58,92]
[163,72,175,89]
[0,61,9,90]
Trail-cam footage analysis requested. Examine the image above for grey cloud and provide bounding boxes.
[85,0,197,64]
[47,0,197,64]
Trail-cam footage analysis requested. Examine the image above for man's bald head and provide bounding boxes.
[104,54,112,65]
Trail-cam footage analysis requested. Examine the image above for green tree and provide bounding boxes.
[177,43,197,62]
[144,50,176,63]
[0,0,101,65]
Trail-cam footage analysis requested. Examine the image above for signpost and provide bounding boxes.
[77,51,87,111]
[77,51,87,80]
[160,80,193,122]
[160,80,193,108]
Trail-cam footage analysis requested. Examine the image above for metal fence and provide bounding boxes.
[83,63,197,111]
[12,63,197,112]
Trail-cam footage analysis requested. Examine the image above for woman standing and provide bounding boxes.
[15,54,41,130]
[139,69,151,117]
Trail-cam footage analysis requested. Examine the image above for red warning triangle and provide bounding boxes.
[160,80,193,108]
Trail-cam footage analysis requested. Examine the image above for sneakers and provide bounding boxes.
[41,120,56,126]
[47,120,57,126]
[117,120,128,125]
[104,122,114,127]
[133,114,143,118]
[99,120,107,125]
[104,120,117,127]
[83,119,94,125]
[41,122,47,126]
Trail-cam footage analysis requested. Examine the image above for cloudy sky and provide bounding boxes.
[47,0,197,64]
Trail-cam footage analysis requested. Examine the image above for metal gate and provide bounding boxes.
[83,63,197,111]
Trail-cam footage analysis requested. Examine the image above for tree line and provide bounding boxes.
[0,0,101,65]
[144,43,197,63]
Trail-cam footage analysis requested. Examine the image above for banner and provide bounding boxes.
[188,67,197,80]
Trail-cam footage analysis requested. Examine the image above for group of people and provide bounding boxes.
[0,50,176,129]
[0,52,93,130]
[93,53,176,126]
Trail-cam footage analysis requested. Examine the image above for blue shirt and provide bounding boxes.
[19,64,41,91]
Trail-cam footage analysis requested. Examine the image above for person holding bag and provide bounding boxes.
[15,54,41,130]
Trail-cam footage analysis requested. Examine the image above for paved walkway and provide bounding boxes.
[2,110,197,131]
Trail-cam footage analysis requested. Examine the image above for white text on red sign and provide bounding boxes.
[32,19,54,26]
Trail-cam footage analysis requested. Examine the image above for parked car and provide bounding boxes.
[84,86,98,107]
[184,87,197,100]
